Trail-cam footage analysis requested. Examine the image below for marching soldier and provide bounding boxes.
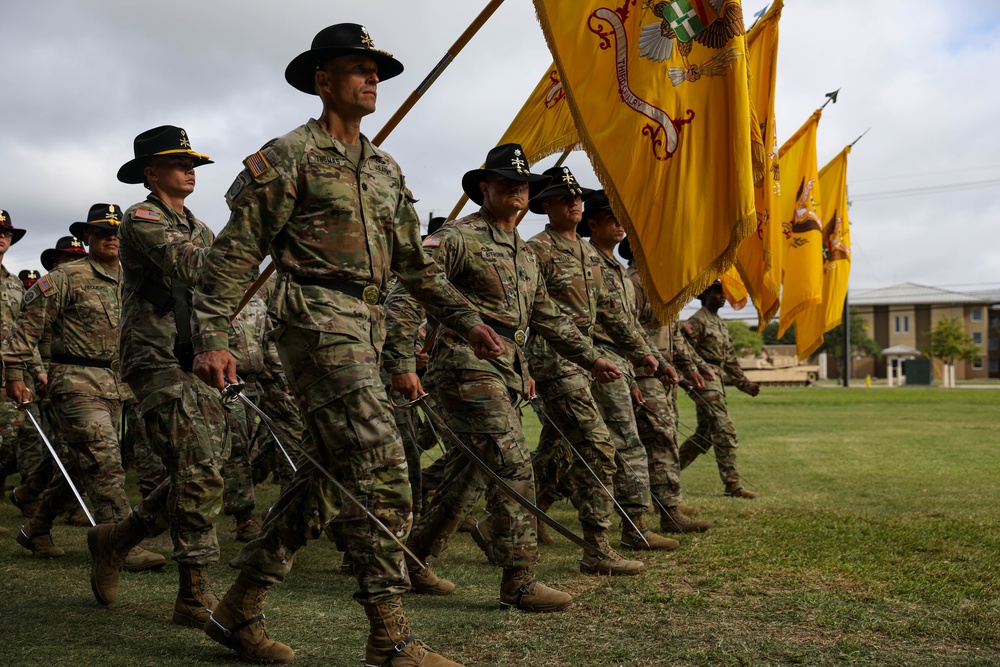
[190,23,501,667]
[88,126,231,629]
[620,237,713,533]
[680,280,761,498]
[3,204,165,571]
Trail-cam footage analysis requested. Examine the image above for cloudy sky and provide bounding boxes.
[2,0,999,309]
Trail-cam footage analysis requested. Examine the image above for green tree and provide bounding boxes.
[925,316,980,366]
[727,320,764,357]
[818,307,882,383]
[760,321,796,345]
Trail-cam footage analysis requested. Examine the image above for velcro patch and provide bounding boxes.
[134,208,161,221]
[243,150,271,178]
[422,236,442,248]
[683,322,695,335]
[37,275,52,292]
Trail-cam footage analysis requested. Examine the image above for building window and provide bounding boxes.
[991,359,999,373]
[973,332,983,345]
[972,357,983,370]
[971,308,982,322]
[894,315,909,334]
[990,314,998,327]
[991,337,999,350]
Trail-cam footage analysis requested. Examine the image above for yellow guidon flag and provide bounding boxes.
[497,62,580,164]
[776,109,824,340]
[726,0,784,327]
[795,145,852,359]
[532,0,758,321]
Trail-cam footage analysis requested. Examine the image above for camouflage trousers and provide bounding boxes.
[232,328,411,605]
[0,396,27,484]
[409,369,538,569]
[531,375,616,531]
[26,393,130,534]
[127,368,230,565]
[4,397,50,496]
[678,383,739,485]
[634,376,683,507]
[590,367,652,516]
[222,383,261,517]
[250,380,302,487]
[120,397,166,498]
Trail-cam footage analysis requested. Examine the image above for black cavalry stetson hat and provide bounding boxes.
[285,23,404,95]
[577,189,613,237]
[117,125,213,184]
[461,143,552,206]
[41,236,88,272]
[527,166,596,214]
[0,209,26,244]
[698,279,725,302]
[70,203,124,240]
[618,236,633,263]
[18,269,40,290]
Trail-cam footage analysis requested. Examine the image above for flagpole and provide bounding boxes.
[850,128,870,147]
[373,0,506,146]
[819,88,840,110]
[842,293,850,387]
[233,1,506,320]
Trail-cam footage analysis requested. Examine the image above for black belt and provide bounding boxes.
[578,324,595,339]
[51,354,119,372]
[482,318,526,346]
[701,357,723,366]
[292,275,382,305]
[595,340,624,358]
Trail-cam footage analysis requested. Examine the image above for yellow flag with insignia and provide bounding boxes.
[795,145,852,358]
[532,0,758,321]
[776,110,823,339]
[496,62,580,164]
[730,0,783,327]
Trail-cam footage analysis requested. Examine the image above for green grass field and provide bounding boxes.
[2,386,998,666]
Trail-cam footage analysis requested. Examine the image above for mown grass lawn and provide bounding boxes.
[1,386,998,666]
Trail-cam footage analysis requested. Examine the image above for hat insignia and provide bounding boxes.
[510,150,527,175]
[360,27,375,48]
[179,130,191,149]
[71,238,84,248]
[28,271,38,279]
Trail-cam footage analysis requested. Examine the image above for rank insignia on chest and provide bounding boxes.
[422,236,442,247]
[244,151,271,178]
[134,208,161,221]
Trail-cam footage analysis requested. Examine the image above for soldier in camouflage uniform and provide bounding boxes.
[4,205,166,571]
[620,237,713,534]
[680,280,761,498]
[190,24,501,667]
[521,170,667,571]
[0,209,29,537]
[582,192,684,551]
[384,144,645,610]
[87,126,232,630]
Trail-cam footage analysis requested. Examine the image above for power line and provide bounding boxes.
[850,178,1000,202]
[851,164,1000,183]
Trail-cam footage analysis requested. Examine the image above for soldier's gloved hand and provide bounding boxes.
[656,363,679,386]
[6,380,32,405]
[591,357,623,384]
[688,370,705,390]
[468,324,505,359]
[639,354,659,376]
[193,350,238,391]
[392,372,424,401]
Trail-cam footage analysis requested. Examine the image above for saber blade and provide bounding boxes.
[23,408,95,526]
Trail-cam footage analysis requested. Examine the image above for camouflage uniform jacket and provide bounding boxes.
[2,265,43,386]
[683,307,754,392]
[525,226,653,387]
[191,119,482,356]
[592,246,669,376]
[119,193,215,379]
[229,287,268,380]
[627,265,707,378]
[3,256,127,400]
[383,208,601,395]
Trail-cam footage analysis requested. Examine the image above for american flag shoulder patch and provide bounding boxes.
[134,208,161,221]
[683,322,695,335]
[244,151,271,178]
[422,236,442,247]
[38,275,52,292]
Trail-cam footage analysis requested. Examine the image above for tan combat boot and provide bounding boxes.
[123,546,167,572]
[173,565,221,628]
[534,492,557,545]
[0,524,9,537]
[204,572,295,664]
[64,506,91,527]
[660,506,712,534]
[232,508,261,543]
[87,514,145,604]
[363,598,464,667]
[9,486,40,518]
[579,529,645,576]
[723,483,757,499]
[620,514,679,550]
[17,528,65,558]
[408,560,456,596]
[499,567,572,613]
[677,503,699,516]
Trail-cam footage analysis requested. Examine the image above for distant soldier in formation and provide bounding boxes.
[191,23,500,667]
[3,204,164,572]
[88,125,231,629]
[680,280,761,498]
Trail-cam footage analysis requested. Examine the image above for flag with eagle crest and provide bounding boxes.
[532,0,758,321]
